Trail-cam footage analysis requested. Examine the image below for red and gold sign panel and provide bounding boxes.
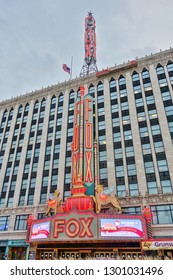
[72,97,81,185]
[29,212,147,242]
[52,212,97,241]
[84,93,94,195]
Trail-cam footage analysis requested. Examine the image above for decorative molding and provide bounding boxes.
[0,204,47,216]
[1,193,172,216]
[1,49,173,111]
[119,193,173,207]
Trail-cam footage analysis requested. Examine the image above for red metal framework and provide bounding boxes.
[80,12,98,76]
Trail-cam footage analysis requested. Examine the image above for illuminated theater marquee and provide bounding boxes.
[29,213,147,242]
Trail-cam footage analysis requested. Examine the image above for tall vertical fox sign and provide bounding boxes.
[71,94,81,185]
[71,86,94,195]
[84,92,94,195]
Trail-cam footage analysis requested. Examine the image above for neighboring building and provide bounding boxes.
[0,48,173,259]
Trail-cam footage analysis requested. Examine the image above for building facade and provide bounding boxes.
[0,49,173,259]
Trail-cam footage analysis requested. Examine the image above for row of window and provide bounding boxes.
[133,68,172,195]
[0,63,173,206]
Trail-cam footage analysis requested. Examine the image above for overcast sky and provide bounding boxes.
[0,0,173,101]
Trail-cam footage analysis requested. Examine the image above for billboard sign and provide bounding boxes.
[142,241,173,250]
[30,221,50,240]
[100,218,143,239]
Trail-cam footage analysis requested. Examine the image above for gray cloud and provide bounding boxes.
[0,0,173,101]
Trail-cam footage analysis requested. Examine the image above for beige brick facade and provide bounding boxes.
[0,49,173,244]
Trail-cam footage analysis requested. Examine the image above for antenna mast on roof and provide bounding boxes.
[80,11,98,76]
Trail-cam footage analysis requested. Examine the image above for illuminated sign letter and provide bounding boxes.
[85,123,92,149]
[79,218,94,237]
[54,220,65,238]
[85,151,93,182]
[72,153,79,184]
[73,125,79,151]
[85,99,92,121]
[74,101,80,125]
[65,219,80,238]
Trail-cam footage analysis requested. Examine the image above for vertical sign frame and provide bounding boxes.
[84,93,94,195]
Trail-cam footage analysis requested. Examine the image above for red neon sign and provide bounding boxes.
[73,125,79,151]
[85,98,92,121]
[85,123,92,149]
[72,153,79,184]
[74,101,80,125]
[53,218,94,239]
[85,151,93,182]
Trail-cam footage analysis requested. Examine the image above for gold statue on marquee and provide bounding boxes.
[45,189,61,217]
[91,185,122,214]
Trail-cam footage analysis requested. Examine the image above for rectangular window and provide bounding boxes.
[100,168,108,179]
[125,146,134,157]
[26,150,32,159]
[154,141,164,153]
[129,183,139,196]
[116,165,124,177]
[144,161,155,174]
[18,195,25,206]
[14,215,29,230]
[147,181,158,194]
[30,178,36,188]
[40,193,47,204]
[117,185,126,197]
[151,205,173,224]
[114,148,123,159]
[123,207,141,215]
[27,194,34,205]
[10,181,16,191]
[0,198,5,208]
[7,197,13,208]
[0,216,9,231]
[21,179,28,190]
[42,176,49,187]
[51,175,58,186]
[161,180,172,193]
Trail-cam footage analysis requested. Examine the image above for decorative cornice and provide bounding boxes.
[119,193,173,207]
[0,204,47,216]
[0,193,173,216]
[145,193,173,204]
[1,48,173,111]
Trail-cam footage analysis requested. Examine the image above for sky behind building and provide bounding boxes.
[0,0,173,101]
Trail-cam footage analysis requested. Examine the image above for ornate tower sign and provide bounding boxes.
[80,11,98,76]
[83,91,94,194]
[71,86,94,195]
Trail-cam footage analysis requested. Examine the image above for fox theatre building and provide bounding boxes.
[26,85,150,260]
